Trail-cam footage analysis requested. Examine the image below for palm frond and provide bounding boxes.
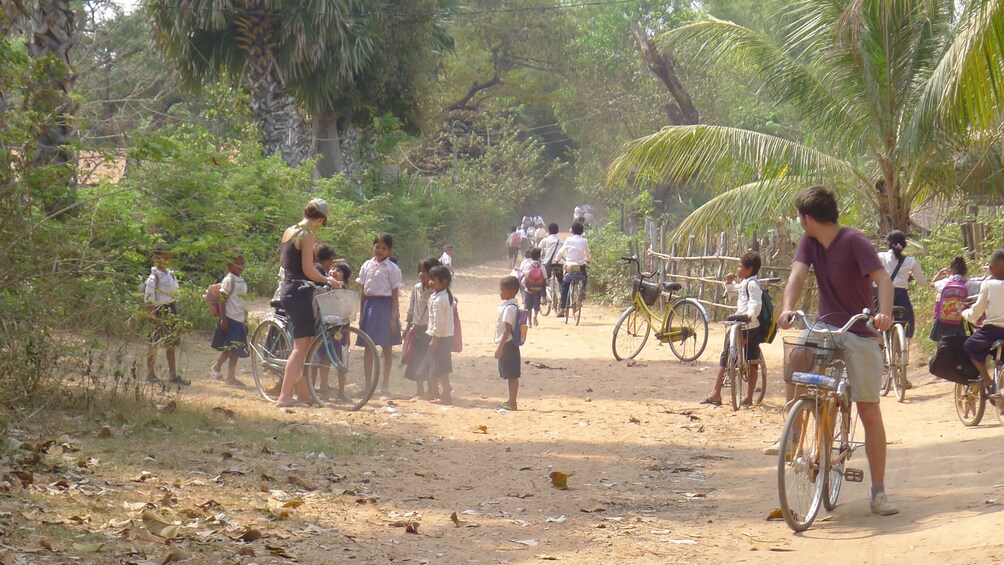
[660,18,865,146]
[606,124,861,192]
[908,0,1004,141]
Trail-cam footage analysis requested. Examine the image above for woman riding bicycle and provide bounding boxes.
[275,199,340,409]
[878,230,927,389]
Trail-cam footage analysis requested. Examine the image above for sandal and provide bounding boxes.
[740,399,753,407]
[700,397,723,406]
[497,402,516,411]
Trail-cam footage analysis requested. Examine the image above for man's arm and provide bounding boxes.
[778,262,809,329]
[869,268,894,332]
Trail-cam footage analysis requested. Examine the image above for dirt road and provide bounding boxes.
[6,262,1003,564]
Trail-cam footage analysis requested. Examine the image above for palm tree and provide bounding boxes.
[608,1,1004,236]
[147,0,373,168]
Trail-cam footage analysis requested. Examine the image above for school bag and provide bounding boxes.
[204,283,223,317]
[935,278,969,326]
[506,231,522,249]
[928,335,980,384]
[758,286,778,344]
[525,261,546,293]
[507,304,529,347]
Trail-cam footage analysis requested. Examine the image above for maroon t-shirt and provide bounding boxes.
[794,227,883,337]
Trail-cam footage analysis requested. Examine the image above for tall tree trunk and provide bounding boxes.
[234,4,309,167]
[312,112,344,179]
[629,23,699,126]
[28,0,77,215]
[874,162,910,234]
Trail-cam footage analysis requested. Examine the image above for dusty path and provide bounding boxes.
[5,262,1003,564]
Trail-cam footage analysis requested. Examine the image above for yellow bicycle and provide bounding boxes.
[611,255,709,362]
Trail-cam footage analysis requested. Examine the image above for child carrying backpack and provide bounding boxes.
[929,256,982,341]
[495,275,528,411]
[521,248,546,327]
[506,226,522,269]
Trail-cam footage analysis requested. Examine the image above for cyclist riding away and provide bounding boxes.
[557,222,590,317]
[773,185,899,516]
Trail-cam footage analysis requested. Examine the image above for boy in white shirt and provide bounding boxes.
[495,276,521,411]
[141,245,187,385]
[701,252,763,407]
[557,222,590,316]
[440,244,454,271]
[963,249,1004,396]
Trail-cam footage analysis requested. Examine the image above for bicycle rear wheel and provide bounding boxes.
[666,298,709,362]
[540,280,553,316]
[954,382,985,426]
[612,306,651,361]
[823,405,848,511]
[250,318,291,402]
[727,348,741,411]
[880,342,892,397]
[573,282,582,326]
[892,326,907,402]
[777,398,825,532]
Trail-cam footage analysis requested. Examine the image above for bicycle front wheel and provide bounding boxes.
[892,326,907,402]
[612,306,651,361]
[727,348,741,411]
[573,282,582,326]
[823,405,848,511]
[777,398,825,532]
[541,281,553,317]
[666,298,709,362]
[304,326,380,411]
[250,318,291,402]
[954,382,985,426]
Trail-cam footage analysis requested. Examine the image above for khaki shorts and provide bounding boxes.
[800,324,883,403]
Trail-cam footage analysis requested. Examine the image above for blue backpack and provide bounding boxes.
[508,304,529,347]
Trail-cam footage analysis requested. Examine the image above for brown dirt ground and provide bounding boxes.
[2,261,1004,564]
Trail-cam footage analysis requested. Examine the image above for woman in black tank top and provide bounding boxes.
[276,199,336,408]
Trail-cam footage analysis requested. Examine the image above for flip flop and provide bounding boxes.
[276,400,309,409]
[497,403,516,411]
[700,398,723,406]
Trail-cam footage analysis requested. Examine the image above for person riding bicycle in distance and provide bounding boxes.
[774,185,899,516]
[701,252,763,407]
[557,222,590,317]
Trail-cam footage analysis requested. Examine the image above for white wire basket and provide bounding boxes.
[314,289,358,322]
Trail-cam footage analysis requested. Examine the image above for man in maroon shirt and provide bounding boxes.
[775,186,899,516]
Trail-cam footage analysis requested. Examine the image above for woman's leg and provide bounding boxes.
[277,335,314,406]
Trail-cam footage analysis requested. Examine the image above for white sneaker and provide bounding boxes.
[870,493,899,515]
[763,440,780,456]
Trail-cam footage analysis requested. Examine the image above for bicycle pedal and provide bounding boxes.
[843,468,864,483]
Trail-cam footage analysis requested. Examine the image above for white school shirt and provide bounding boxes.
[933,275,982,297]
[219,272,248,323]
[356,257,404,297]
[440,252,453,267]
[726,276,762,329]
[142,267,179,306]
[963,278,1004,328]
[538,234,564,264]
[878,250,927,289]
[495,298,518,344]
[426,290,455,337]
[558,234,590,266]
[406,282,433,326]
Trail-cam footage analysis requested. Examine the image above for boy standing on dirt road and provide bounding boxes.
[775,185,899,516]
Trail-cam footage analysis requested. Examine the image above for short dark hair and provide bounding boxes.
[500,275,520,293]
[373,233,394,249]
[428,265,452,286]
[991,249,1004,266]
[316,244,336,262]
[420,257,441,273]
[795,185,839,224]
[571,222,584,235]
[950,256,968,278]
[741,251,761,275]
[886,230,906,249]
[548,222,559,234]
[332,261,351,281]
[530,248,541,260]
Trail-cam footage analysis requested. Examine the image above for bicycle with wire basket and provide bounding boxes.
[248,281,380,410]
[776,309,875,532]
[878,306,910,402]
[611,255,709,362]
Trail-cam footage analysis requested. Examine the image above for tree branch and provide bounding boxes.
[630,22,699,126]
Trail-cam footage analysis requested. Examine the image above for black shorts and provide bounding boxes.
[147,302,180,345]
[498,341,521,379]
[280,283,315,339]
[719,326,762,367]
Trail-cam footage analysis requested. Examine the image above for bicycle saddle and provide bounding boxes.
[662,281,682,292]
[891,306,907,319]
[270,298,283,309]
[726,314,748,322]
[992,339,1004,352]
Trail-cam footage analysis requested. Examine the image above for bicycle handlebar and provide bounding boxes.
[788,309,878,336]
[297,280,330,291]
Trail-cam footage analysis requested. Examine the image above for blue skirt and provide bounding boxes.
[893,288,916,339]
[211,318,249,357]
[358,296,402,347]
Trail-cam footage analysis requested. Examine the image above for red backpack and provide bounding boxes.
[936,278,969,326]
[506,231,522,249]
[204,283,223,317]
[525,261,546,293]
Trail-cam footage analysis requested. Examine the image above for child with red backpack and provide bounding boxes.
[506,226,522,269]
[929,256,982,341]
[520,248,546,327]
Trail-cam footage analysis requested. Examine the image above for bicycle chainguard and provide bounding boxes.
[843,468,864,483]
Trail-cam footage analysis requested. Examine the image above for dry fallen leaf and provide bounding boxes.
[405,522,420,534]
[282,499,304,509]
[141,509,176,538]
[212,407,235,419]
[160,547,190,564]
[236,528,263,543]
[766,508,784,521]
[549,471,572,490]
[472,425,488,434]
[450,512,460,526]
[72,542,104,553]
[627,416,641,424]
